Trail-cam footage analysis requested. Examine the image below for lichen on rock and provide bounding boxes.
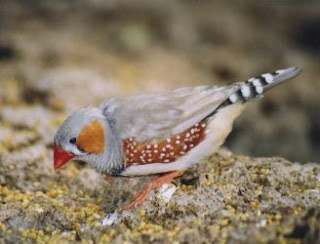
[1,145,320,243]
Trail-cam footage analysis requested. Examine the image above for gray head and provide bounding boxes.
[53,107,106,170]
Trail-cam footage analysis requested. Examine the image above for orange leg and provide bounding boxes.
[122,171,183,210]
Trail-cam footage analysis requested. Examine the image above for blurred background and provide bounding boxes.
[0,0,319,163]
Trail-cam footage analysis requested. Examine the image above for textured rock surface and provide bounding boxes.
[0,0,320,243]
[1,148,320,243]
[0,1,319,162]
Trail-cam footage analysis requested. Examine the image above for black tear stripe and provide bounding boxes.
[77,146,86,153]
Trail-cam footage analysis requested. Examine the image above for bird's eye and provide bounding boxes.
[69,137,77,144]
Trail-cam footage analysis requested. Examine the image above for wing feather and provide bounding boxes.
[101,85,237,141]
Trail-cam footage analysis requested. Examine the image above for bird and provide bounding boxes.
[53,66,302,210]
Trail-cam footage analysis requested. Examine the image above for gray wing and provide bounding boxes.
[101,85,237,141]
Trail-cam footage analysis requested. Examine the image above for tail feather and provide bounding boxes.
[221,66,302,108]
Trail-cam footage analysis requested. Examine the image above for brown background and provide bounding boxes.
[0,0,319,162]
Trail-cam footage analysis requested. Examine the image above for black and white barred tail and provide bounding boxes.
[203,67,301,121]
[220,66,301,108]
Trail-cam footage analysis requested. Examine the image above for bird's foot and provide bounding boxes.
[121,170,183,210]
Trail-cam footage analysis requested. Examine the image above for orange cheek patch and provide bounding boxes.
[77,120,105,154]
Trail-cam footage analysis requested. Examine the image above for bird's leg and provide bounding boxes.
[122,171,183,210]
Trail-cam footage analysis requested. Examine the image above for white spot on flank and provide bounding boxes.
[195,123,199,127]
[166,144,171,149]
[160,153,165,157]
[190,144,194,148]
[133,150,137,153]
[180,151,185,155]
[154,144,158,148]
[154,149,158,153]
[176,135,180,139]
[167,138,171,143]
[183,145,188,150]
[148,159,152,162]
[186,133,190,138]
[130,153,134,157]
[146,145,151,149]
[241,85,251,97]
[229,93,238,103]
[140,157,145,162]
[170,152,175,156]
[262,73,273,84]
[162,147,166,152]
[176,140,181,144]
[129,137,133,142]
[201,123,206,128]
[191,129,195,134]
[164,159,170,163]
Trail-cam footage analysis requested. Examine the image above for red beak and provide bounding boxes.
[54,145,75,170]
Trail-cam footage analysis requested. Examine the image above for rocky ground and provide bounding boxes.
[1,145,320,243]
[0,0,320,243]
